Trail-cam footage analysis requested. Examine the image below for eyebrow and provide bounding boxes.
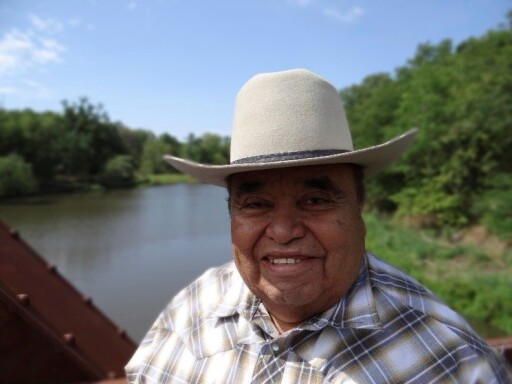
[235,181,263,197]
[304,176,344,196]
[232,175,344,198]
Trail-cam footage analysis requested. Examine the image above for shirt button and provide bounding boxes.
[271,343,280,352]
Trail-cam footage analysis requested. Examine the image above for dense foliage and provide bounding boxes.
[0,154,37,197]
[341,15,512,236]
[0,98,230,197]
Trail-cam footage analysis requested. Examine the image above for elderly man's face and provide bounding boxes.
[229,164,366,329]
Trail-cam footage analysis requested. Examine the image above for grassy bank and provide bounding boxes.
[364,212,512,337]
[138,173,198,186]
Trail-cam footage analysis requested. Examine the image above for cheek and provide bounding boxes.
[334,217,364,235]
[231,220,264,283]
[231,218,264,255]
[325,214,365,251]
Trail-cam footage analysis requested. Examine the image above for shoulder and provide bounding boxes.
[125,262,246,382]
[125,262,245,375]
[366,252,510,379]
[367,251,466,325]
[160,261,241,330]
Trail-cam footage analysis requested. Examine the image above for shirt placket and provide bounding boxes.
[244,304,287,384]
[251,339,286,384]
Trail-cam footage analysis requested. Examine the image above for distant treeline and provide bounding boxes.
[1,12,511,239]
[0,98,230,194]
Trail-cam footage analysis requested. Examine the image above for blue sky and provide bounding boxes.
[1,0,510,140]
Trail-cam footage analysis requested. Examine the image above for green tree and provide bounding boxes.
[118,127,155,167]
[340,74,405,211]
[198,133,230,164]
[0,109,66,183]
[140,139,172,175]
[61,98,127,177]
[392,30,512,227]
[179,133,229,164]
[341,73,401,148]
[180,133,202,162]
[160,133,182,157]
[100,155,136,188]
[0,154,38,198]
[341,17,512,230]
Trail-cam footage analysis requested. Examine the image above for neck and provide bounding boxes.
[269,312,300,334]
[265,302,329,334]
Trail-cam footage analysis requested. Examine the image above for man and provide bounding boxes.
[125,69,510,383]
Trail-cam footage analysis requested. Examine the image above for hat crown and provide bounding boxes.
[230,69,353,163]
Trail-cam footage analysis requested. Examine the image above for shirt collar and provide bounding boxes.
[206,262,257,319]
[320,254,382,330]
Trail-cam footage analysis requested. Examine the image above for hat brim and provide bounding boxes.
[164,129,417,187]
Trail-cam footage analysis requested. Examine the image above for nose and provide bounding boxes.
[265,205,306,244]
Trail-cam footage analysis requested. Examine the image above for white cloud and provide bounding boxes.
[0,30,64,76]
[32,46,61,63]
[29,14,64,33]
[0,14,76,101]
[0,30,32,52]
[0,30,34,75]
[40,37,64,51]
[324,6,364,23]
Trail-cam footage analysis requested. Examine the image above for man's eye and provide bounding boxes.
[306,197,329,205]
[301,196,336,210]
[245,202,264,209]
[239,200,271,210]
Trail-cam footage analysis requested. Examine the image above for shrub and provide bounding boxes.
[99,155,136,188]
[140,140,172,175]
[0,154,38,198]
[471,174,512,242]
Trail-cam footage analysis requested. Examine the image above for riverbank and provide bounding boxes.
[0,172,198,202]
[138,173,197,186]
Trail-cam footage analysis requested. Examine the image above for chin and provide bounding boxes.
[262,287,319,308]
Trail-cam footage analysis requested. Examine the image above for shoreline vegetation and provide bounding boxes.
[1,12,511,337]
[141,173,197,186]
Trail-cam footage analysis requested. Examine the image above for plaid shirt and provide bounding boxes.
[126,252,510,383]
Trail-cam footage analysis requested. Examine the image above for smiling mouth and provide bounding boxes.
[268,258,305,265]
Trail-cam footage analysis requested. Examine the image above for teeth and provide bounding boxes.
[271,258,302,264]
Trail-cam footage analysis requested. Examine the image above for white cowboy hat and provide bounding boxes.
[164,69,417,187]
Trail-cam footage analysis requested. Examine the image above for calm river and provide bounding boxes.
[0,184,231,342]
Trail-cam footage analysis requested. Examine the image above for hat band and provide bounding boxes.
[231,149,349,164]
